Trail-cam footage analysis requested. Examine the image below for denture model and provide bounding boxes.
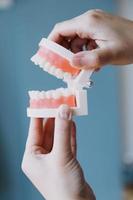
[27,38,93,118]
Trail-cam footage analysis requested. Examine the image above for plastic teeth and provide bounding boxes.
[31,55,39,65]
[29,88,75,100]
[31,54,73,82]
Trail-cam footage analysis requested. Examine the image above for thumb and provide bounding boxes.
[71,48,113,70]
[53,105,72,158]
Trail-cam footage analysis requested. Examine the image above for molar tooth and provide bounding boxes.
[57,88,65,96]
[45,91,50,99]
[40,60,47,68]
[49,66,56,75]
[38,57,44,66]
[34,91,40,99]
[28,91,35,98]
[29,91,39,99]
[45,62,51,67]
[45,90,54,99]
[40,91,46,99]
[63,89,70,97]
[43,64,50,72]
[55,68,64,79]
[53,90,61,99]
[31,55,39,65]
[43,62,51,72]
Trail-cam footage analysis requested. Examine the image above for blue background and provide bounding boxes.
[0,0,121,199]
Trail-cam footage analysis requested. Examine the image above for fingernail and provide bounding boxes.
[58,104,72,120]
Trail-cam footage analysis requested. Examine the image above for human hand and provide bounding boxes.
[22,105,95,200]
[48,9,133,70]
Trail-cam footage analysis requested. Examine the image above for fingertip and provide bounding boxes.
[71,56,82,68]
[71,52,88,68]
[57,104,72,121]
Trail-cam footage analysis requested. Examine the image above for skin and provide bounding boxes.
[48,9,133,70]
[22,105,95,200]
[22,9,133,200]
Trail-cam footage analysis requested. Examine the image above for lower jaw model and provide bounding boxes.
[27,38,93,118]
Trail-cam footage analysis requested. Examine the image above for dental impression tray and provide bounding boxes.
[27,38,93,118]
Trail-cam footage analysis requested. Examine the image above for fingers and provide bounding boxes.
[48,18,79,43]
[53,105,72,157]
[25,118,44,153]
[71,122,77,158]
[43,118,55,152]
[71,48,114,70]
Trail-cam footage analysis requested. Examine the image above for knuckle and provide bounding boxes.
[93,9,103,13]
[87,9,103,22]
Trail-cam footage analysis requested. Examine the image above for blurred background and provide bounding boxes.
[0,0,132,200]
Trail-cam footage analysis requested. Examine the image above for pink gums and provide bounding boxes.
[30,95,77,109]
[38,46,81,76]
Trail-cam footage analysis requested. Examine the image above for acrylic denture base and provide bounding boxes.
[27,89,88,118]
[27,38,92,118]
[31,38,93,89]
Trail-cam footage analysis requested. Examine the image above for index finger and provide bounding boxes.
[25,118,43,151]
[48,18,79,43]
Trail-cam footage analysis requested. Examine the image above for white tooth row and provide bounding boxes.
[29,88,75,100]
[31,54,73,81]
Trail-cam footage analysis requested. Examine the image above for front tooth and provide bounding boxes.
[31,55,39,65]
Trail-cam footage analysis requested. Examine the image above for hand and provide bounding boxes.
[48,9,133,70]
[22,105,95,200]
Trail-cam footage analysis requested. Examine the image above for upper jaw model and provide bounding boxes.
[27,38,93,118]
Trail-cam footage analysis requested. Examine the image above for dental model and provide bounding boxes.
[27,38,93,118]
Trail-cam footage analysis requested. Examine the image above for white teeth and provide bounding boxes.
[63,72,72,81]
[45,90,54,99]
[43,63,50,71]
[40,60,47,68]
[63,89,71,97]
[49,66,57,76]
[45,62,51,67]
[55,69,64,79]
[38,57,44,66]
[29,88,75,100]
[31,55,39,65]
[53,90,61,99]
[40,91,46,99]
[29,91,40,99]
[28,91,34,98]
[31,54,74,81]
